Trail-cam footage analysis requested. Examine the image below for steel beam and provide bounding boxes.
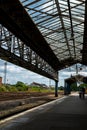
[55,0,72,58]
[67,0,76,57]
[0,25,58,81]
[0,47,58,81]
[0,0,60,71]
[82,0,87,65]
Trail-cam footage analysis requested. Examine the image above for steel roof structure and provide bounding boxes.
[0,0,86,82]
[20,0,85,68]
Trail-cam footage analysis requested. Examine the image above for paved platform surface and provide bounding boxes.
[0,93,87,130]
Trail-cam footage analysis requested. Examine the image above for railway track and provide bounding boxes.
[0,91,64,120]
[0,92,59,101]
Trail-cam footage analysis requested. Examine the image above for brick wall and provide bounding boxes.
[0,77,2,86]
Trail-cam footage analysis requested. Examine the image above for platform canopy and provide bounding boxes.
[65,74,87,84]
[64,74,87,94]
[0,0,86,73]
[19,0,85,70]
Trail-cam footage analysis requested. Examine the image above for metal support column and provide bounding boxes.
[55,80,58,97]
[82,0,87,64]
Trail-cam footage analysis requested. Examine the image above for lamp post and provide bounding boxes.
[4,62,7,86]
[76,64,78,75]
[49,79,51,88]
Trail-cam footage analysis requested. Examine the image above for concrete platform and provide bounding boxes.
[0,93,87,130]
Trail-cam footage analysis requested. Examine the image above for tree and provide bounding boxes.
[58,86,64,90]
[79,83,87,88]
[15,81,28,91]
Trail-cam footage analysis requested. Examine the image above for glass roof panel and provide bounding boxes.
[19,0,85,66]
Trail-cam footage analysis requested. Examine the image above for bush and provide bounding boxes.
[29,86,41,92]
[6,86,18,92]
[0,86,8,92]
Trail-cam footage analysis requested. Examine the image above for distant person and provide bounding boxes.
[81,87,85,99]
[79,87,85,99]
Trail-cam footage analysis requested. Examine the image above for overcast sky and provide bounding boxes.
[0,59,87,87]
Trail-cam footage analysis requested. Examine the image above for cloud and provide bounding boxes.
[7,65,22,73]
[1,58,87,87]
[0,59,52,86]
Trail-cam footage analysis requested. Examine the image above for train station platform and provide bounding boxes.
[0,92,87,130]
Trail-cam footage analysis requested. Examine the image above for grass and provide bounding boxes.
[0,84,55,93]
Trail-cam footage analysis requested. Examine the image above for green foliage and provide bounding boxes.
[6,86,18,92]
[15,81,28,91]
[58,86,64,90]
[16,81,25,87]
[28,86,54,93]
[29,86,42,92]
[0,86,8,92]
[79,83,87,88]
[70,83,78,91]
[0,82,54,93]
